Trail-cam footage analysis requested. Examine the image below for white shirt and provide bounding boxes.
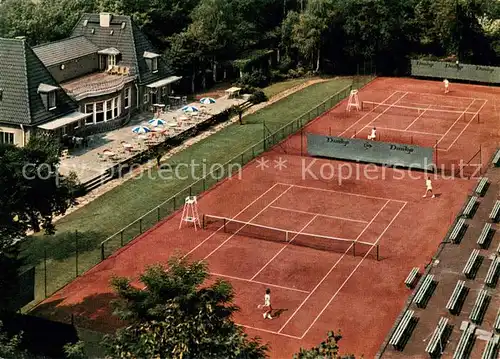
[371,128,376,137]
[264,293,271,306]
[444,79,449,87]
[426,179,432,189]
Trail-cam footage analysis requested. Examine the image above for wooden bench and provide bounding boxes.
[481,334,499,359]
[446,280,466,314]
[404,267,419,288]
[453,321,476,359]
[492,148,500,167]
[414,274,434,308]
[470,289,489,324]
[485,256,499,287]
[490,200,500,222]
[389,309,414,350]
[462,196,478,218]
[475,177,489,196]
[463,249,480,279]
[425,317,449,356]
[449,218,466,243]
[477,223,492,248]
[494,309,500,332]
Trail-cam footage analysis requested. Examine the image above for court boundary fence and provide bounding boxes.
[27,76,375,309]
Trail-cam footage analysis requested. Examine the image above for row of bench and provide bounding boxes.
[450,200,499,245]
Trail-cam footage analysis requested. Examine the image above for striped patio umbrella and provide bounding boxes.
[200,97,216,104]
[181,105,199,112]
[148,119,166,127]
[132,126,151,134]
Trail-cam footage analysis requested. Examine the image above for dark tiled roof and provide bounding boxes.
[32,36,99,67]
[71,14,173,85]
[0,38,78,126]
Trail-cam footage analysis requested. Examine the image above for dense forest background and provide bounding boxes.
[0,0,499,87]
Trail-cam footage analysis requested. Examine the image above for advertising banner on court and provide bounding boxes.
[411,59,500,84]
[307,133,434,170]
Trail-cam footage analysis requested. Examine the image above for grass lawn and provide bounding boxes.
[24,77,358,310]
[263,78,316,98]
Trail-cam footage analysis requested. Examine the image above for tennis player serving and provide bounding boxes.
[258,288,273,319]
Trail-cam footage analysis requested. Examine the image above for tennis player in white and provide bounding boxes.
[261,288,272,319]
[443,79,449,94]
[367,127,376,141]
[423,176,435,198]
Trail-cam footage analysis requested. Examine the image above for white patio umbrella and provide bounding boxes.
[181,105,199,112]
[148,119,166,127]
[132,126,151,134]
[200,97,216,104]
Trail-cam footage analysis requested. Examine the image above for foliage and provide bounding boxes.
[103,257,268,359]
[0,321,28,359]
[63,340,86,359]
[249,90,268,104]
[237,69,271,88]
[293,331,356,359]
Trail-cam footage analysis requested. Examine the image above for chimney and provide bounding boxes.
[100,13,111,27]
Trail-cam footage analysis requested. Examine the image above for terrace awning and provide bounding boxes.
[38,111,90,130]
[146,76,182,88]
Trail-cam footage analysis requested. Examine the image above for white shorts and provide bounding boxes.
[426,186,432,191]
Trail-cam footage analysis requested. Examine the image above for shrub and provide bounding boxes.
[249,90,268,105]
[237,69,270,88]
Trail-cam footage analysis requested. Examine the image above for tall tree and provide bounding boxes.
[293,331,355,359]
[104,258,268,359]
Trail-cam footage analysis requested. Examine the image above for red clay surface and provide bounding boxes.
[35,78,500,358]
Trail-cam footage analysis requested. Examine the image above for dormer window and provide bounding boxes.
[98,48,121,70]
[48,91,56,110]
[108,55,116,67]
[37,84,58,110]
[143,51,160,74]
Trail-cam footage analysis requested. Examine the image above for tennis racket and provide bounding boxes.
[257,304,264,309]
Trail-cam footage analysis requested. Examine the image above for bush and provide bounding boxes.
[237,69,270,88]
[249,90,268,105]
[239,85,258,95]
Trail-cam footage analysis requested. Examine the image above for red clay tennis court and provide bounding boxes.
[35,77,500,358]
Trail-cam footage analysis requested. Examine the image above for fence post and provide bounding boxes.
[241,153,244,165]
[203,177,206,191]
[75,230,79,277]
[173,196,176,210]
[263,121,267,150]
[44,247,47,298]
[139,218,142,234]
[101,243,105,261]
[120,231,124,247]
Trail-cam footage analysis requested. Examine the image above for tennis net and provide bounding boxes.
[361,101,478,122]
[203,214,379,260]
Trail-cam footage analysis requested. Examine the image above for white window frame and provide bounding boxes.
[124,87,130,109]
[143,92,149,104]
[0,132,15,145]
[48,91,56,110]
[108,55,116,67]
[152,57,158,73]
[95,101,105,123]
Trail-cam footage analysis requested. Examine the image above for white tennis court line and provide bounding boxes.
[354,92,410,138]
[444,99,488,152]
[238,324,302,340]
[404,104,432,131]
[375,127,443,137]
[298,201,407,339]
[210,272,310,294]
[337,91,400,137]
[436,98,477,146]
[250,215,318,281]
[403,90,487,102]
[355,200,390,241]
[202,185,293,260]
[182,183,282,260]
[269,206,369,224]
[277,182,407,204]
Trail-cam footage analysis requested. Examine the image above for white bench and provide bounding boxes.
[453,321,476,359]
[470,289,489,324]
[492,148,500,166]
[462,196,478,218]
[490,200,500,222]
[485,256,499,287]
[477,223,492,248]
[414,274,434,308]
[463,249,480,279]
[446,280,466,314]
[494,309,500,332]
[449,218,466,243]
[404,267,419,288]
[425,317,449,356]
[475,177,489,196]
[389,309,414,350]
[481,334,499,359]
